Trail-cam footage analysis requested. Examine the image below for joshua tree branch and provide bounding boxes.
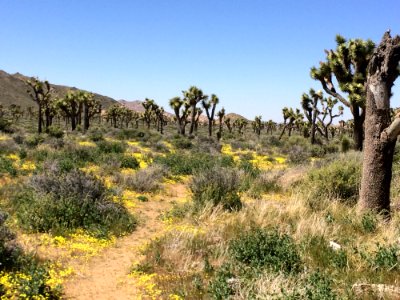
[319,79,351,108]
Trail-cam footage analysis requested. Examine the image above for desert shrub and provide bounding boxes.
[303,152,361,206]
[24,134,44,148]
[190,166,242,211]
[208,263,236,300]
[96,140,127,154]
[361,213,377,233]
[371,244,400,271]
[154,151,218,176]
[229,228,301,274]
[261,135,283,148]
[120,155,140,169]
[248,171,281,199]
[172,137,193,149]
[310,145,326,158]
[287,145,311,164]
[88,128,104,142]
[122,165,165,193]
[14,165,136,236]
[47,126,64,139]
[0,156,17,177]
[0,139,19,154]
[341,136,351,153]
[305,271,337,300]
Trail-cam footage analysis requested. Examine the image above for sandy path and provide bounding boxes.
[62,183,187,300]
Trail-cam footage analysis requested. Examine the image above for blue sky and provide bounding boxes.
[1,0,399,121]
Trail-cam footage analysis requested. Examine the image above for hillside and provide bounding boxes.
[0,70,117,109]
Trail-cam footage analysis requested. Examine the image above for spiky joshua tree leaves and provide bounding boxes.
[169,96,190,135]
[311,35,375,150]
[279,108,303,139]
[359,31,400,214]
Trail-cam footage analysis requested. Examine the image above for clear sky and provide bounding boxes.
[1,0,399,121]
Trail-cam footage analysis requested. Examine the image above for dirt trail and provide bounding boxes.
[63,183,187,300]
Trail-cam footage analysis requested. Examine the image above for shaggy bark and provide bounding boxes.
[359,32,400,213]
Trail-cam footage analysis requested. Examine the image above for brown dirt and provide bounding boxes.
[62,183,188,300]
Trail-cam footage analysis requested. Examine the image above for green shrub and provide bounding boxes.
[190,166,242,211]
[47,126,64,139]
[24,134,44,148]
[304,152,361,206]
[371,244,399,271]
[120,155,140,169]
[172,138,193,149]
[287,145,311,164]
[361,213,377,233]
[305,271,337,300]
[0,117,13,133]
[14,165,136,236]
[88,129,104,142]
[248,171,281,199]
[208,263,236,300]
[155,151,218,176]
[0,156,17,177]
[96,140,127,154]
[341,136,351,153]
[229,228,301,274]
[0,211,18,270]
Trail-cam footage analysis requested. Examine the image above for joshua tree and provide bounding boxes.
[311,35,375,150]
[302,89,322,144]
[224,117,233,133]
[359,32,400,214]
[8,104,23,122]
[279,108,303,139]
[216,108,225,138]
[193,107,203,134]
[253,116,263,137]
[106,104,123,128]
[169,96,190,135]
[55,91,90,131]
[26,77,52,133]
[202,94,219,137]
[316,97,344,139]
[142,98,156,129]
[265,120,276,135]
[234,118,247,135]
[183,86,208,135]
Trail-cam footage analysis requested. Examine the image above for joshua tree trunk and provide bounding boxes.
[352,104,365,151]
[359,32,400,214]
[38,104,43,134]
[83,103,89,132]
[189,105,196,135]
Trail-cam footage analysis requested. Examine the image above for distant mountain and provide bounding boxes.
[119,100,145,113]
[225,113,249,121]
[0,70,117,109]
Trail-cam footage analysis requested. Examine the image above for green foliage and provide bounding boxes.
[305,271,336,300]
[190,166,242,211]
[88,128,104,142]
[361,213,377,233]
[137,195,149,202]
[120,155,140,169]
[24,134,44,148]
[341,136,351,153]
[96,140,127,154]
[14,166,136,236]
[247,172,281,199]
[287,145,311,164]
[0,156,17,177]
[208,263,235,300]
[171,137,193,149]
[304,153,361,206]
[47,126,64,139]
[0,117,13,133]
[371,244,399,271]
[0,211,18,270]
[229,228,301,274]
[155,151,219,176]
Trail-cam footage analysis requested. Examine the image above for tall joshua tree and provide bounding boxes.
[169,96,190,135]
[302,89,322,144]
[142,98,155,129]
[253,116,262,137]
[26,77,52,133]
[183,86,207,135]
[311,35,375,150]
[359,32,400,214]
[202,94,219,137]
